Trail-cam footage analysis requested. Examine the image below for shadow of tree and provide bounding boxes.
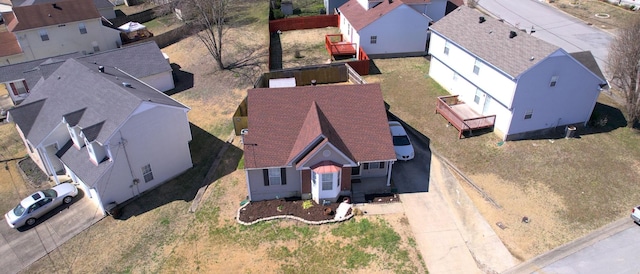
[114,123,243,220]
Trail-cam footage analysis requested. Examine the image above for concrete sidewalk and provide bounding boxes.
[401,156,517,274]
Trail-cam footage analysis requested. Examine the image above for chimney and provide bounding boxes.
[509,31,517,39]
[311,79,317,86]
[479,16,486,23]
[98,66,104,73]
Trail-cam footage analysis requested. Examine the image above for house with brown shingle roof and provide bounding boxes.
[242,83,396,203]
[0,0,121,66]
[429,6,608,140]
[337,0,461,57]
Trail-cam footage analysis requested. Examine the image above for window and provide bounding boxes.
[444,41,450,55]
[321,173,333,190]
[370,35,377,44]
[524,109,533,120]
[78,23,87,34]
[263,168,287,186]
[39,29,49,41]
[9,80,29,95]
[473,59,481,75]
[550,76,559,87]
[363,162,385,170]
[474,89,482,104]
[142,164,154,182]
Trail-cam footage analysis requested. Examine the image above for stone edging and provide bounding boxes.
[236,201,355,226]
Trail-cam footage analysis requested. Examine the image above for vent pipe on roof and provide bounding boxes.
[98,66,104,73]
[479,16,486,23]
[509,31,517,39]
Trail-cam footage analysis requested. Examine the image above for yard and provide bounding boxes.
[6,0,640,272]
[549,0,639,30]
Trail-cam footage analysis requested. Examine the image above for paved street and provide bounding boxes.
[505,218,640,273]
[477,0,613,73]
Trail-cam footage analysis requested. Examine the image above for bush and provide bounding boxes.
[272,9,285,19]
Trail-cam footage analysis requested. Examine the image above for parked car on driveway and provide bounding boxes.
[5,183,78,228]
[632,206,640,224]
[389,121,415,161]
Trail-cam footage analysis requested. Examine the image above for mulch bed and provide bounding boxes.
[238,197,352,223]
[364,193,400,203]
[18,157,49,188]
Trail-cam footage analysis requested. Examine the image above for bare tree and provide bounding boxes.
[179,0,229,70]
[608,16,640,128]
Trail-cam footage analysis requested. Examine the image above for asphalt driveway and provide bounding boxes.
[0,190,104,274]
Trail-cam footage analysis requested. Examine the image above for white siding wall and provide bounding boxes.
[246,167,302,201]
[14,19,121,61]
[140,71,175,93]
[359,5,429,55]
[339,15,360,50]
[99,104,192,205]
[39,123,72,174]
[507,53,602,135]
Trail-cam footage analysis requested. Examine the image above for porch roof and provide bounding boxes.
[311,161,342,174]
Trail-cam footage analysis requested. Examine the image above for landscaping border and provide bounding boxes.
[236,201,355,225]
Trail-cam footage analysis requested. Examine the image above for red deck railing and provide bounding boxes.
[325,34,357,56]
[435,95,496,139]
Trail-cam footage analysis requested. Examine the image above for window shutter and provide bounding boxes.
[263,169,269,186]
[280,168,287,185]
[9,83,17,95]
[380,162,385,169]
[23,80,29,93]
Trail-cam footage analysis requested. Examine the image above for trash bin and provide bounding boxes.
[565,125,577,138]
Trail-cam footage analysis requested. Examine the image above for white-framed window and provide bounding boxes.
[268,168,281,185]
[363,162,385,170]
[524,109,533,120]
[474,89,482,104]
[39,29,49,41]
[444,41,450,55]
[78,23,87,34]
[550,76,559,87]
[473,59,481,75]
[321,173,333,190]
[370,35,377,44]
[9,80,29,95]
[142,164,154,182]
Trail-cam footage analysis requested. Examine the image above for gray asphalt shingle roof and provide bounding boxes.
[9,57,186,147]
[57,140,112,187]
[0,42,171,89]
[430,6,560,78]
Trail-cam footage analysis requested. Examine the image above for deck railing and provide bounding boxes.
[436,95,496,139]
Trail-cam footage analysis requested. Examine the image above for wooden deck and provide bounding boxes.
[325,34,356,56]
[435,95,496,139]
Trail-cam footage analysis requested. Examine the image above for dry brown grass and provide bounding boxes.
[364,57,640,260]
[550,0,640,30]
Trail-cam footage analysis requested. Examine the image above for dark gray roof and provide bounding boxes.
[570,51,606,82]
[0,42,170,90]
[57,140,112,188]
[430,6,560,78]
[9,58,187,146]
[14,0,114,9]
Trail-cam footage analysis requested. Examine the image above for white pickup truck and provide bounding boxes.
[632,206,640,224]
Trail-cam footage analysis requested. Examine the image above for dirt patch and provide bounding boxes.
[549,0,638,30]
[238,198,352,223]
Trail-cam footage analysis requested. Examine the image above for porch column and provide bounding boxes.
[386,161,393,187]
[40,147,61,185]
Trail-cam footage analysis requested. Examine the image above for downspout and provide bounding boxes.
[118,131,138,195]
[386,161,393,187]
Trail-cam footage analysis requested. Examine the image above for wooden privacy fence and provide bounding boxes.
[254,63,349,88]
[346,47,370,75]
[269,15,339,32]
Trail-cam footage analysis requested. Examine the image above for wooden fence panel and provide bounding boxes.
[269,15,339,32]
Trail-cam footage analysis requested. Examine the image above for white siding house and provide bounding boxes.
[429,7,607,140]
[1,0,121,66]
[8,58,192,215]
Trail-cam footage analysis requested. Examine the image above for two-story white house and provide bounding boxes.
[0,0,121,66]
[337,0,462,57]
[428,7,608,140]
[7,58,192,215]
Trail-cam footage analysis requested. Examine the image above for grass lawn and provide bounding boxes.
[364,57,640,260]
[17,1,425,273]
[549,0,639,30]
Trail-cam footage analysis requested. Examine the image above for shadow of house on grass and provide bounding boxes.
[511,102,627,141]
[387,110,432,194]
[165,63,194,96]
[114,123,243,220]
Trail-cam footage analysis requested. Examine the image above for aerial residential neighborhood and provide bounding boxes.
[1,0,640,273]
